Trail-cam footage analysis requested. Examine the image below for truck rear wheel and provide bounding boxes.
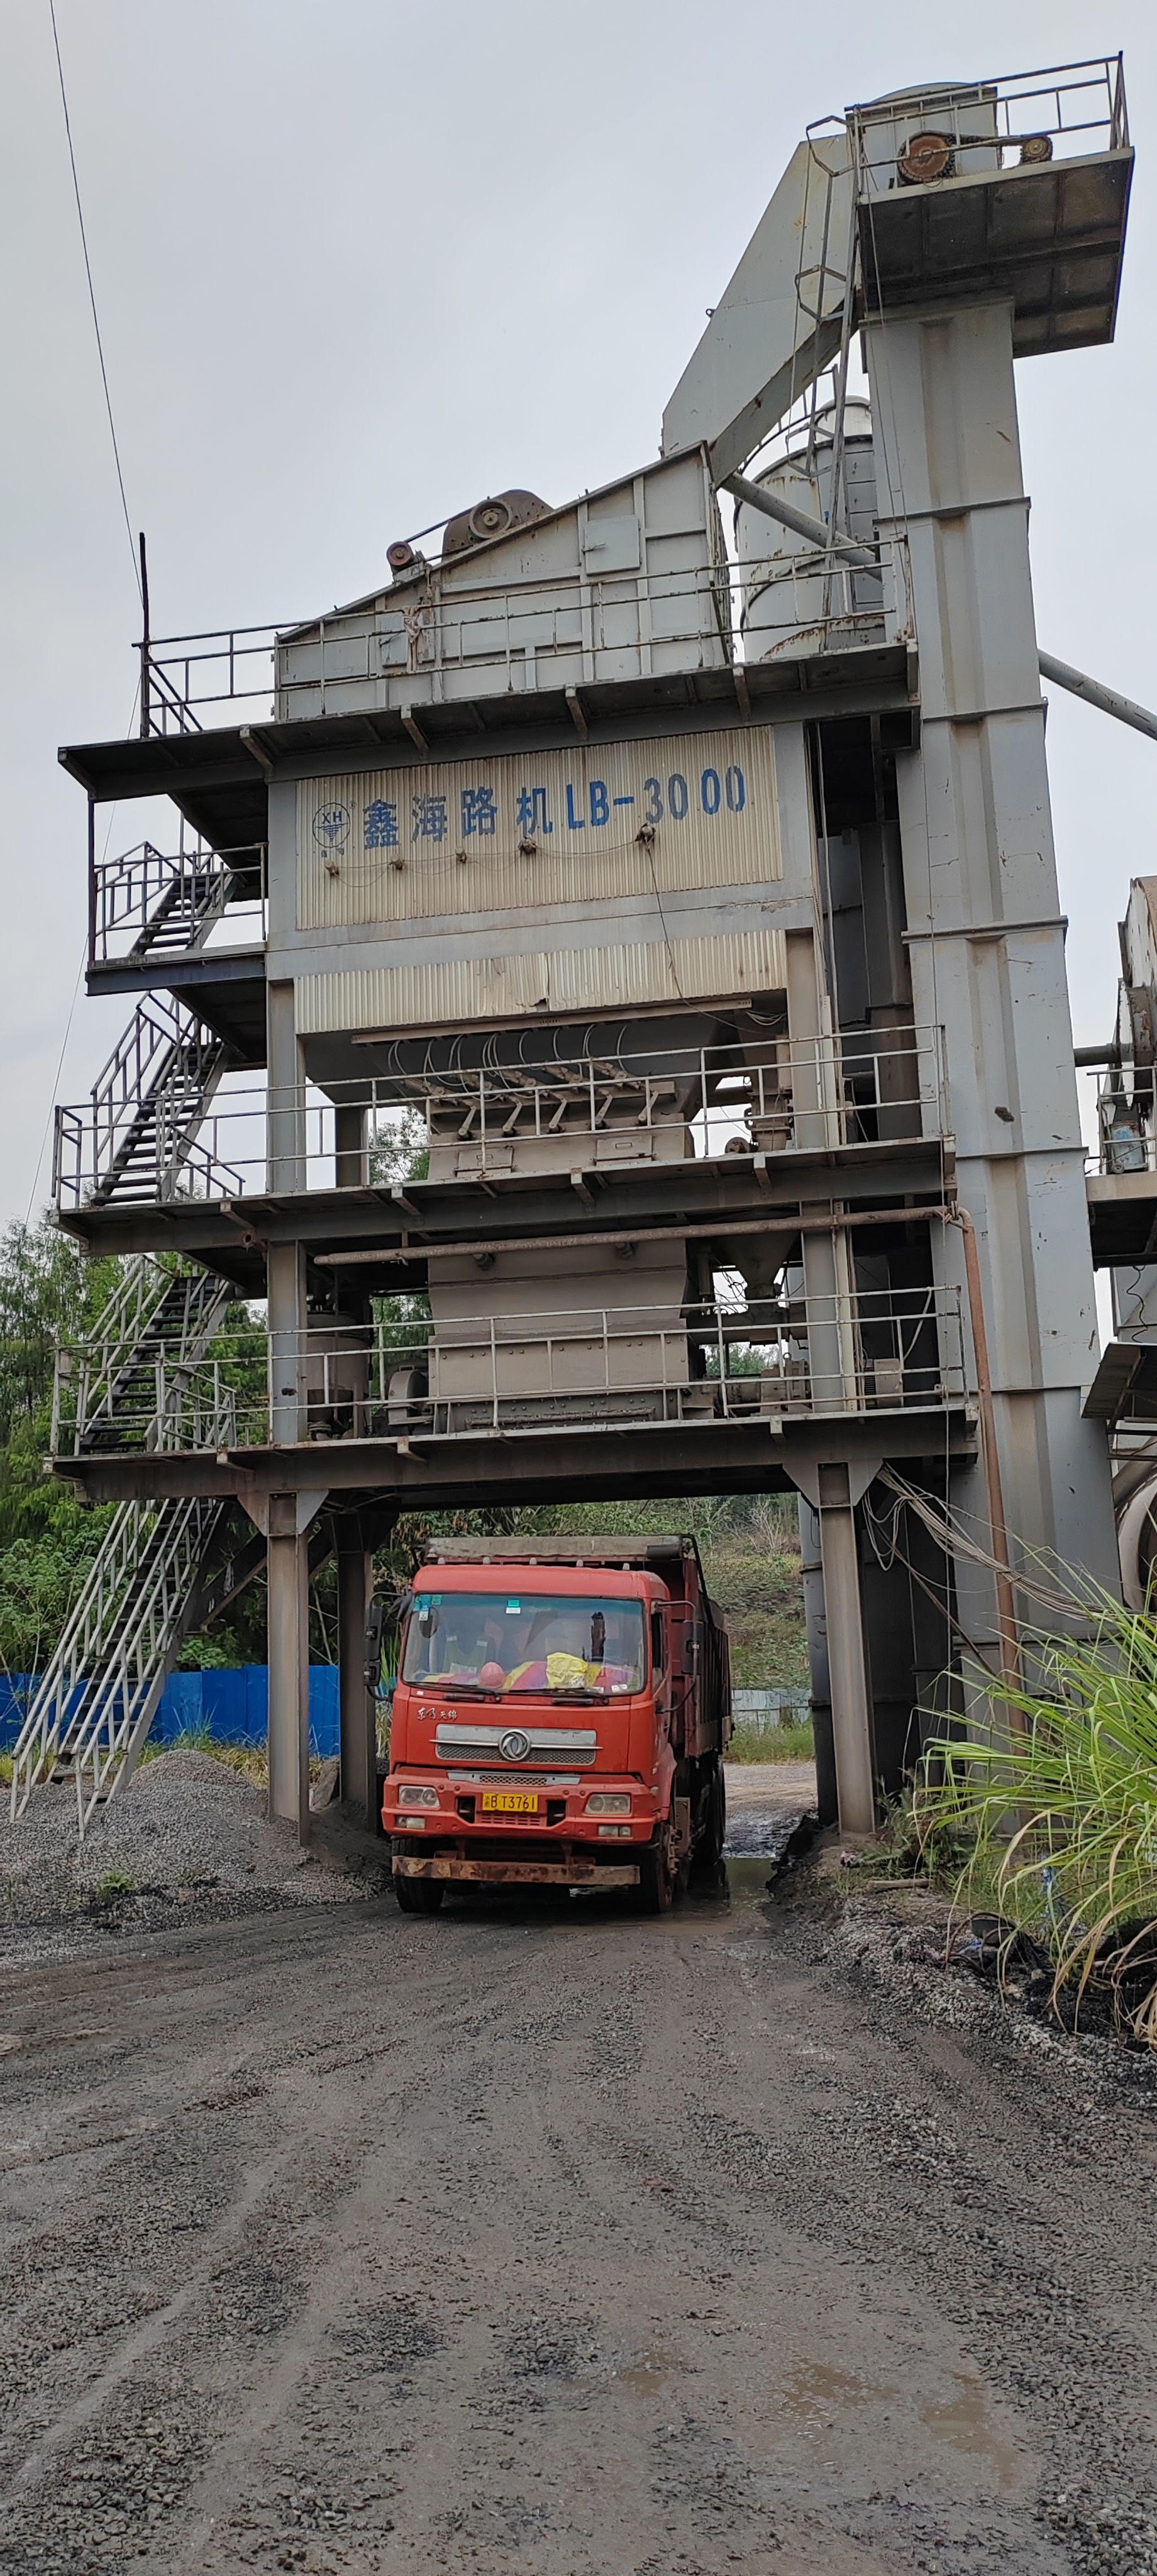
[394,1872,445,1914]
[696,1762,726,1871]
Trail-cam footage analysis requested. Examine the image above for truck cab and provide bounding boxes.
[379,1538,729,1914]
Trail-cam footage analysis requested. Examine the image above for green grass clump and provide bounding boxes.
[728,1718,814,1764]
[91,1867,136,1902]
[915,1593,1157,2044]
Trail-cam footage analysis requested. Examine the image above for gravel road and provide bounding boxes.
[2,1768,1156,2576]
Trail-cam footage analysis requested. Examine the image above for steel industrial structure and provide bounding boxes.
[13,55,1152,1843]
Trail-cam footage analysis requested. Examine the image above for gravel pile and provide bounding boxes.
[0,1750,386,1965]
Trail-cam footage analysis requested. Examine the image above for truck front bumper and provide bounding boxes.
[391,1846,641,1889]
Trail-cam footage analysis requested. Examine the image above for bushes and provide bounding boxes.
[915,1593,1157,2044]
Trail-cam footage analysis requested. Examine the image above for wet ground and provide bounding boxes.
[1,1765,1156,2576]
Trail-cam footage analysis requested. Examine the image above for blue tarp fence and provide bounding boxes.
[0,1667,341,1758]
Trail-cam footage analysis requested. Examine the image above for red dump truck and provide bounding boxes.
[379,1536,730,1914]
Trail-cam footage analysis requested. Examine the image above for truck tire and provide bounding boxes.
[394,1872,445,1914]
[695,1761,726,1872]
[638,1820,677,1914]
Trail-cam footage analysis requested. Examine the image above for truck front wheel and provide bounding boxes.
[637,1821,677,1914]
[394,1872,445,1914]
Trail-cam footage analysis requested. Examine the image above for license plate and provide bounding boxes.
[482,1790,540,1814]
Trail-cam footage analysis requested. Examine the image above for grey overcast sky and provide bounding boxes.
[1,0,1153,1222]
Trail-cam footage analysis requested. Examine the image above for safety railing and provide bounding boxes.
[52,1026,949,1212]
[53,1284,966,1454]
[53,997,244,1211]
[1082,1061,1157,1177]
[848,56,1127,196]
[91,840,267,967]
[738,533,911,660]
[135,541,913,738]
[53,1265,238,1459]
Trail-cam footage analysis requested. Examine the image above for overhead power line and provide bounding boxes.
[47,0,142,604]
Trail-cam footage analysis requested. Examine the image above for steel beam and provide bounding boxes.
[54,1402,977,1511]
[57,1133,951,1265]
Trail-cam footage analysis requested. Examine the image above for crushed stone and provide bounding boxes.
[0,1750,389,1967]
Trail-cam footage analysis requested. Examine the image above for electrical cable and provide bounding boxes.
[877,1464,1093,1620]
[48,0,142,604]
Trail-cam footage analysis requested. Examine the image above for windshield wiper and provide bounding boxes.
[548,1687,604,1704]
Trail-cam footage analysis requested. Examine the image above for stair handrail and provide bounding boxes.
[9,1501,151,1817]
[68,1494,225,1830]
[52,1256,172,1456]
[57,1268,237,1454]
[65,1369,238,1826]
[60,999,244,1209]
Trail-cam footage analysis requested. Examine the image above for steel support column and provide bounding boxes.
[335,1104,367,1191]
[267,1494,311,1837]
[265,935,311,1837]
[815,1463,875,1837]
[336,1523,375,1826]
[866,300,1119,1633]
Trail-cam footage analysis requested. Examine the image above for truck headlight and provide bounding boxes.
[397,1782,440,1807]
[587,1792,631,1816]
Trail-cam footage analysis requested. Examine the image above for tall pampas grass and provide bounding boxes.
[914,1592,1157,2044]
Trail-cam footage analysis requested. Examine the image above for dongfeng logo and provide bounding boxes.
[499,1728,531,1763]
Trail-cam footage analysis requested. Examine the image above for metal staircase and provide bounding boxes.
[91,839,265,969]
[12,1257,249,1834]
[54,997,243,1213]
[53,1258,237,1457]
[8,1487,235,1833]
[127,853,230,960]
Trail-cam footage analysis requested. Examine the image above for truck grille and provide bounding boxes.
[435,1723,598,1768]
[447,1770,581,1788]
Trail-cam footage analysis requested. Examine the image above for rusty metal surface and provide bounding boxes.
[392,1854,641,1887]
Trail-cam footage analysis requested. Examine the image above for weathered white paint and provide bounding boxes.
[296,925,787,1038]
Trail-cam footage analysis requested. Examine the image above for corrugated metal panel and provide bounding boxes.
[296,926,787,1037]
[297,726,779,930]
[277,452,727,720]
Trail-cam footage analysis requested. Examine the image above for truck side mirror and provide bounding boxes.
[363,1596,387,1689]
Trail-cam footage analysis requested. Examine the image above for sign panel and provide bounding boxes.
[297,724,781,932]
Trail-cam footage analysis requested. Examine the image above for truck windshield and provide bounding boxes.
[401,1593,646,1696]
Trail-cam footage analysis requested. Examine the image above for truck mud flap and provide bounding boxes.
[393,1855,641,1888]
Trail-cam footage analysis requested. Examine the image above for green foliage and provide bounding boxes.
[0,1218,120,1669]
[370,1110,429,1187]
[915,1592,1157,2044]
[728,1719,814,1763]
[90,1867,136,1902]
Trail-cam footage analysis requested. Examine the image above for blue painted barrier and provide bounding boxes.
[0,1667,341,1759]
